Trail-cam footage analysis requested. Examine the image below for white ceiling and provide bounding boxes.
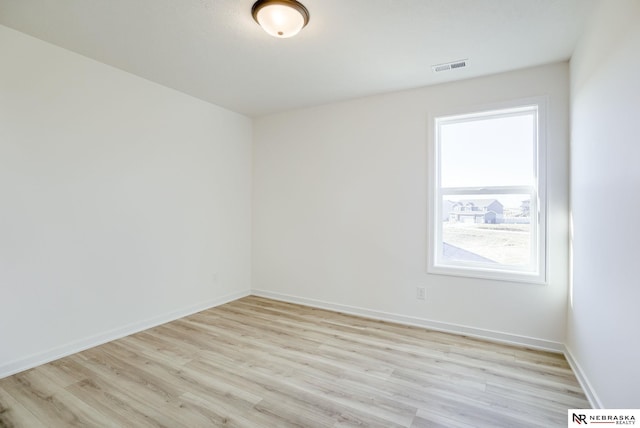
[0,0,597,117]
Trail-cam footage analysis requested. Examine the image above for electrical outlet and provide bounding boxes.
[416,286,426,300]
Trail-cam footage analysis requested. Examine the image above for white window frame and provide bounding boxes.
[427,98,548,284]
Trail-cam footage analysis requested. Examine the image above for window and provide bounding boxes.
[428,101,546,283]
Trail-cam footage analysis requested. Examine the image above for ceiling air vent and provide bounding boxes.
[432,59,468,73]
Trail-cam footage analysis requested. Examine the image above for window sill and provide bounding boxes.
[428,264,547,285]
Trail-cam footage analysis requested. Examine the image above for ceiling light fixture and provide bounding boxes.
[252,0,310,38]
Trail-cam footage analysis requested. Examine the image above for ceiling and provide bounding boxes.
[0,0,597,117]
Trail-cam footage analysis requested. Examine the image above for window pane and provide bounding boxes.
[440,113,535,188]
[441,194,532,267]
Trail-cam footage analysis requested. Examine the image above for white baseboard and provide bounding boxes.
[251,289,565,353]
[0,289,250,379]
[2,288,575,387]
[564,345,603,409]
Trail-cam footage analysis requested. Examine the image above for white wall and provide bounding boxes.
[253,63,570,349]
[567,0,640,408]
[0,25,252,376]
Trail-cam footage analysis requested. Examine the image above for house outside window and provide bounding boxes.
[428,99,547,283]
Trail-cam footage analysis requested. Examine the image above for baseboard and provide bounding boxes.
[564,345,603,409]
[0,289,250,379]
[251,289,564,353]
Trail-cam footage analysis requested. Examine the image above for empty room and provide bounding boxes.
[1,0,638,426]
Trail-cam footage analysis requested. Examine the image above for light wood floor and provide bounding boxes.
[0,296,588,427]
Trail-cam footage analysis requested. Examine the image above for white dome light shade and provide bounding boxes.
[252,0,310,38]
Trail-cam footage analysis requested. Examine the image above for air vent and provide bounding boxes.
[432,59,468,73]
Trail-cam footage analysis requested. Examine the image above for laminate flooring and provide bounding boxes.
[0,296,589,427]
